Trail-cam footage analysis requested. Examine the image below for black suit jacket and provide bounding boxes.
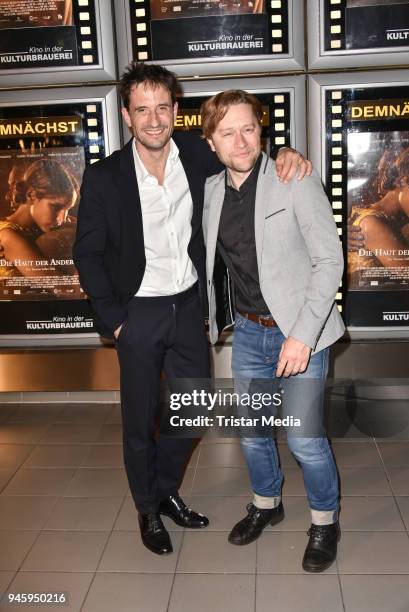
[73,131,222,338]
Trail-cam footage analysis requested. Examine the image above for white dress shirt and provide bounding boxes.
[132,138,198,297]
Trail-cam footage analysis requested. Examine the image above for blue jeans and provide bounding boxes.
[232,313,339,512]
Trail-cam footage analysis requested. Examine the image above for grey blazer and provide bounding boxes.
[202,152,345,353]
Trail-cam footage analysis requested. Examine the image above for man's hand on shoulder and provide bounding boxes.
[275,147,312,184]
[276,336,312,377]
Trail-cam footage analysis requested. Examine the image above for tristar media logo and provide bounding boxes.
[383,312,409,322]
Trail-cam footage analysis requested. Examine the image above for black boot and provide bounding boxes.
[302,522,340,573]
[228,502,284,545]
[159,494,209,528]
[138,512,173,555]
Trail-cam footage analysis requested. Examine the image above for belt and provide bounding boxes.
[237,311,277,328]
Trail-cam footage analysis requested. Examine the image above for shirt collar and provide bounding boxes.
[132,137,179,184]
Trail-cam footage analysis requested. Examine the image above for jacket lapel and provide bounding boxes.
[206,173,226,280]
[254,153,283,274]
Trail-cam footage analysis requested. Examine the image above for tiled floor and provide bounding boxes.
[0,402,408,612]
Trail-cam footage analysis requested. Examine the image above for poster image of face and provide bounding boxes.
[0,146,85,301]
[150,0,264,21]
[0,0,78,69]
[345,0,409,49]
[347,131,409,291]
[0,0,73,29]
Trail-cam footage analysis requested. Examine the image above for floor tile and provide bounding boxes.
[21,531,109,572]
[281,467,308,496]
[256,574,343,612]
[257,532,336,574]
[2,469,75,496]
[94,425,123,444]
[56,404,110,424]
[331,441,381,467]
[0,572,14,599]
[63,468,128,497]
[1,572,93,612]
[275,442,299,467]
[186,443,200,469]
[83,573,173,612]
[201,434,241,445]
[0,531,39,571]
[0,404,18,424]
[0,425,49,445]
[191,467,250,496]
[339,466,391,496]
[113,496,184,532]
[340,575,409,612]
[185,496,252,531]
[81,445,124,468]
[169,574,255,612]
[386,467,409,495]
[340,496,405,531]
[39,424,102,444]
[176,531,256,573]
[337,532,409,574]
[179,467,194,495]
[97,531,182,573]
[0,445,33,469]
[0,470,16,493]
[0,497,57,530]
[5,404,63,424]
[23,445,88,468]
[198,443,246,467]
[396,497,409,530]
[44,497,123,531]
[105,404,122,424]
[377,442,409,467]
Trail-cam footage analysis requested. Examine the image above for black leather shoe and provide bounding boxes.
[302,522,340,573]
[138,512,173,555]
[159,494,209,528]
[228,502,284,546]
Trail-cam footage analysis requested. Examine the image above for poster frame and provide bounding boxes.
[308,70,409,339]
[0,85,121,348]
[114,0,305,79]
[307,0,409,70]
[0,0,117,89]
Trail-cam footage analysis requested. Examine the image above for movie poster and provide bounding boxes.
[325,85,409,326]
[347,131,409,291]
[129,0,288,62]
[0,0,98,70]
[0,103,104,335]
[325,0,409,51]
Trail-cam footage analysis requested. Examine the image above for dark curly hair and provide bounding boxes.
[14,158,78,206]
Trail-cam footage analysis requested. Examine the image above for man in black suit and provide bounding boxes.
[73,62,311,555]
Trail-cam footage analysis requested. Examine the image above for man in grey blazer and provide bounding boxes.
[201,90,345,573]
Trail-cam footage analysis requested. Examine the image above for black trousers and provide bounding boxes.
[115,283,210,513]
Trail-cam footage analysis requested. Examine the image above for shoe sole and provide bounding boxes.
[228,510,285,546]
[159,511,209,529]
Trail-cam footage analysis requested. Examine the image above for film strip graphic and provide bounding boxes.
[326,88,347,314]
[324,0,347,51]
[267,91,291,156]
[83,103,106,165]
[72,0,99,65]
[129,0,289,61]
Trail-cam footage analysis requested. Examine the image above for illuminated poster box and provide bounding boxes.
[308,0,409,69]
[0,0,116,87]
[0,86,120,347]
[114,0,304,78]
[309,71,409,336]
